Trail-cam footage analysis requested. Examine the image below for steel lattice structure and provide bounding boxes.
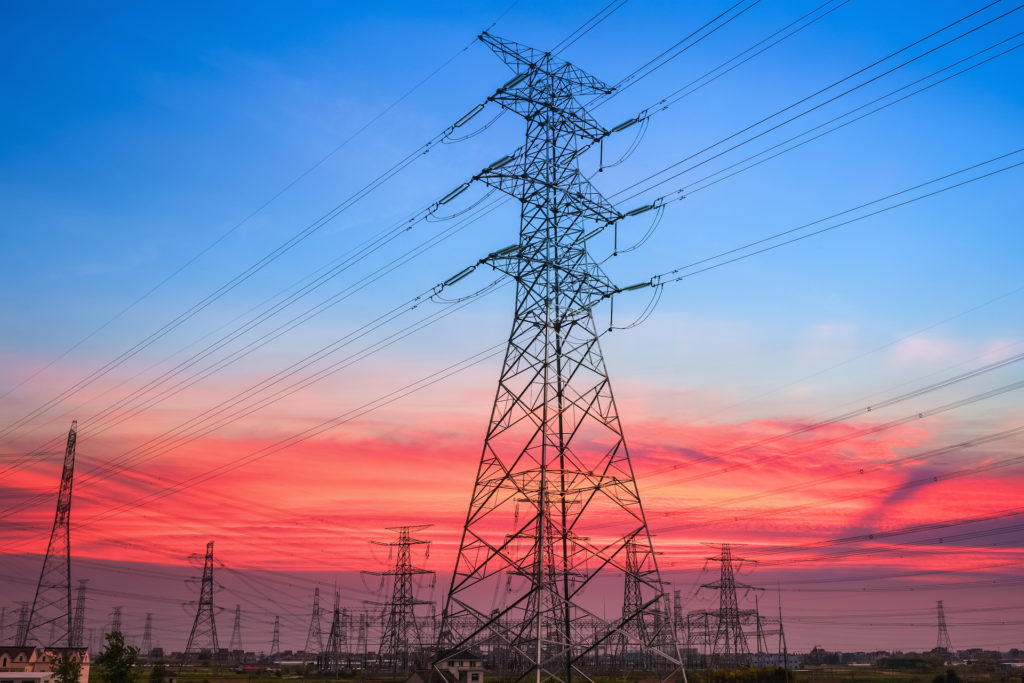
[303,587,323,666]
[935,601,955,655]
[322,590,342,673]
[229,604,243,662]
[183,541,220,666]
[271,615,280,658]
[370,525,435,672]
[698,545,760,669]
[435,32,681,683]
[19,421,77,648]
[141,612,153,656]
[71,580,87,648]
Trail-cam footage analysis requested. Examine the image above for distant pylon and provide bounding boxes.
[936,601,955,656]
[71,580,87,647]
[229,604,243,660]
[183,541,220,666]
[356,613,368,668]
[271,616,280,658]
[303,587,323,667]
[619,538,649,662]
[0,606,6,644]
[778,589,789,680]
[141,613,153,656]
[15,602,29,646]
[369,525,434,672]
[322,589,342,673]
[111,606,122,634]
[672,589,684,652]
[701,544,759,668]
[435,33,681,682]
[19,421,77,647]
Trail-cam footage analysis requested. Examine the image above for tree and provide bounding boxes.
[51,653,82,683]
[96,632,139,683]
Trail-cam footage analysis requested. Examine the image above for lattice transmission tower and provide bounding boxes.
[229,604,243,662]
[110,606,122,634]
[71,580,87,648]
[141,613,153,656]
[19,421,78,648]
[322,590,342,673]
[271,616,280,658]
[700,545,759,669]
[184,541,220,666]
[303,587,323,667]
[936,601,955,656]
[369,525,435,672]
[435,32,682,683]
[15,602,29,646]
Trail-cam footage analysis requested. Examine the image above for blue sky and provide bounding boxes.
[1,0,1023,652]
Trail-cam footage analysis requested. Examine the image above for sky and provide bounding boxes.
[1,0,1023,656]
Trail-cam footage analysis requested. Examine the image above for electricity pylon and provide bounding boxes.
[935,601,955,658]
[271,616,280,659]
[19,421,77,647]
[184,541,220,666]
[701,545,758,669]
[15,602,29,646]
[323,590,342,673]
[229,604,243,661]
[141,613,153,656]
[303,587,323,667]
[436,32,681,683]
[72,580,88,648]
[368,525,435,672]
[111,606,122,634]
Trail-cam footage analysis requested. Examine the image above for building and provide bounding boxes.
[0,647,90,683]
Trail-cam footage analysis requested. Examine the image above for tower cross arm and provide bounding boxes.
[479,32,614,96]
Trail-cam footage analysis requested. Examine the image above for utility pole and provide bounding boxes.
[141,613,153,657]
[436,32,681,683]
[271,616,280,659]
[184,541,220,667]
[368,525,434,673]
[19,421,77,647]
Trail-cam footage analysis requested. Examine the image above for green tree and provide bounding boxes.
[51,653,82,683]
[96,632,140,683]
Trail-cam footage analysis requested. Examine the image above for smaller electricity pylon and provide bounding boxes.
[271,616,280,659]
[183,541,220,667]
[698,544,762,669]
[229,604,243,663]
[936,601,957,660]
[303,587,323,668]
[19,421,78,647]
[141,613,153,657]
[71,580,88,648]
[322,590,343,674]
[366,525,435,672]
